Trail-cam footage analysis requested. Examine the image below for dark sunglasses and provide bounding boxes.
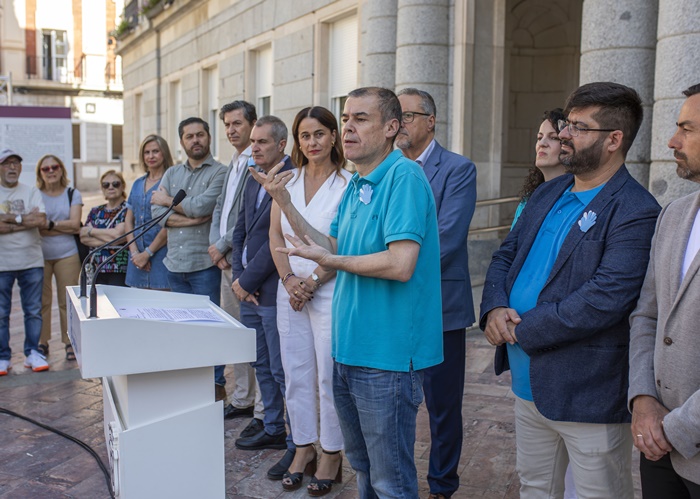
[41,164,61,173]
[102,181,122,189]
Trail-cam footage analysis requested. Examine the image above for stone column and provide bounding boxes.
[395,0,450,145]
[648,0,700,206]
[358,0,397,89]
[579,0,658,188]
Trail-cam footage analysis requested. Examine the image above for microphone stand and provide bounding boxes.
[88,224,158,317]
[79,214,165,297]
[79,190,186,297]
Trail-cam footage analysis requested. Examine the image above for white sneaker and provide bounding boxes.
[24,350,49,372]
[0,359,10,375]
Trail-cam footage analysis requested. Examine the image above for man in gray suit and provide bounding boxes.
[208,100,263,431]
[629,83,700,497]
[396,88,477,499]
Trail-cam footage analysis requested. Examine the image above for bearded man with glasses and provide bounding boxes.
[481,82,661,498]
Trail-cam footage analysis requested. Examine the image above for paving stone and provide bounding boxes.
[1,279,643,498]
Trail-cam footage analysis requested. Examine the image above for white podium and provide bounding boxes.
[67,285,256,499]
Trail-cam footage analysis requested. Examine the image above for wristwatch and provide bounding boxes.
[48,220,55,230]
[311,272,322,288]
[15,214,22,224]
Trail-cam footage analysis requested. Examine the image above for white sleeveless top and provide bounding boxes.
[281,167,351,277]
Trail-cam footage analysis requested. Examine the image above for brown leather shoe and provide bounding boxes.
[428,494,447,499]
[215,384,226,402]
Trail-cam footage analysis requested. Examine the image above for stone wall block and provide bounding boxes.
[395,45,449,86]
[365,16,398,53]
[657,0,700,38]
[396,4,449,46]
[650,99,681,162]
[581,0,658,52]
[362,54,396,88]
[580,49,656,103]
[653,35,700,101]
[649,162,700,206]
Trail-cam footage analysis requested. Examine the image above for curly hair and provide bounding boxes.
[518,108,566,201]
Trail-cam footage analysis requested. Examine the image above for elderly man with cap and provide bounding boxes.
[0,148,49,375]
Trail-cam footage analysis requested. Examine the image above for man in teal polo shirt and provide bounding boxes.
[252,87,443,498]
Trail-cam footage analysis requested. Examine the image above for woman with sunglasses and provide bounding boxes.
[79,170,128,286]
[124,135,173,290]
[35,154,83,360]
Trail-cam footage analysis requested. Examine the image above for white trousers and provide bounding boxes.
[277,282,343,451]
[514,396,633,499]
[221,267,263,418]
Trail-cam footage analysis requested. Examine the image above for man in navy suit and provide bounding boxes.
[232,116,295,471]
[397,88,477,499]
[480,82,661,498]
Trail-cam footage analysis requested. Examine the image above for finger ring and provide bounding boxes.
[636,434,643,438]
[294,291,298,296]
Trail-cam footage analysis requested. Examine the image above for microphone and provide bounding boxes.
[80,189,186,298]
[171,188,187,206]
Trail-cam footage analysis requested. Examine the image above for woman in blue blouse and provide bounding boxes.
[124,135,173,289]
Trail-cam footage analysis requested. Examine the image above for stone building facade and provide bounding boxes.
[0,0,125,191]
[114,0,700,284]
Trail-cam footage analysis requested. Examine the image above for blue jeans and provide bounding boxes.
[240,301,293,449]
[333,361,424,499]
[167,266,226,384]
[0,267,44,360]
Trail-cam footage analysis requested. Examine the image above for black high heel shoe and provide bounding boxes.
[282,444,317,491]
[307,449,342,497]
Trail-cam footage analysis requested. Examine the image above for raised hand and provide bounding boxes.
[278,234,332,269]
[249,161,294,206]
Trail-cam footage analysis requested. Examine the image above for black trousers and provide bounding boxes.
[422,328,466,496]
[641,453,700,499]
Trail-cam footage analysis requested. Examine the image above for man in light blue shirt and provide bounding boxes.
[481,82,661,498]
[252,87,443,498]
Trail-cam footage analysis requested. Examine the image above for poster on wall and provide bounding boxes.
[0,106,73,186]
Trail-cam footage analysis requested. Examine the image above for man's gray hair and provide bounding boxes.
[348,87,402,126]
[255,115,288,143]
[397,87,437,117]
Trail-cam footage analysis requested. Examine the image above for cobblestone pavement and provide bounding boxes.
[0,200,642,497]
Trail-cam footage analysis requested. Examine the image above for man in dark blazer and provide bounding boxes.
[231,116,295,471]
[397,88,477,499]
[629,83,700,497]
[480,82,660,498]
[208,100,262,423]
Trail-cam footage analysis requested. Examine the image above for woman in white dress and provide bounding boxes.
[270,106,350,496]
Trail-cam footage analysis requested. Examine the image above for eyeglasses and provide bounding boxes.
[41,164,61,173]
[102,181,122,189]
[557,120,617,137]
[401,111,431,123]
[1,160,20,168]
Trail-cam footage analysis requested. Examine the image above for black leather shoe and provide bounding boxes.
[240,418,264,438]
[235,429,287,450]
[267,448,296,480]
[223,404,254,419]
